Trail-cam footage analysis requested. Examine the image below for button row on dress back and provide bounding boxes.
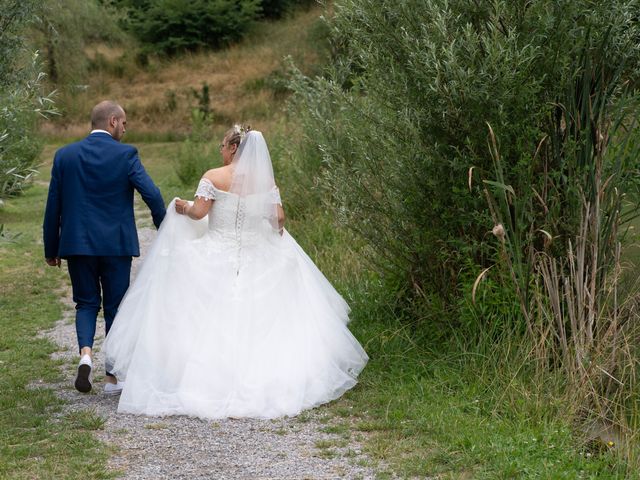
[234,197,245,276]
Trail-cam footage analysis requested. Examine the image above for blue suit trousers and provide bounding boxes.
[67,256,132,373]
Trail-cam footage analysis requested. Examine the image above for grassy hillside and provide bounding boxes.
[41,4,327,139]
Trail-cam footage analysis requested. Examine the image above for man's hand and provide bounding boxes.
[46,257,61,268]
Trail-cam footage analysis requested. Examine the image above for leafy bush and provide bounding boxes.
[0,0,57,199]
[290,1,640,463]
[289,0,640,307]
[121,0,262,55]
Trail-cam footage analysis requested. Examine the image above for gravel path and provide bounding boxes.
[40,205,381,479]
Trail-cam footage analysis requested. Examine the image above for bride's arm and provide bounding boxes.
[272,185,285,235]
[175,197,211,220]
[277,204,285,235]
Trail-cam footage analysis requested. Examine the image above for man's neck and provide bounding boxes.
[90,129,112,136]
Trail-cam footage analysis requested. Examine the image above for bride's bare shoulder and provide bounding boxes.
[202,166,232,190]
[202,166,226,180]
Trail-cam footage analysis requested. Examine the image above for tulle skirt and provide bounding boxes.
[103,200,368,419]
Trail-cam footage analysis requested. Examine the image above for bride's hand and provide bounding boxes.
[175,199,189,215]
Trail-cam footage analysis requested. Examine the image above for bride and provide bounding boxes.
[103,126,368,419]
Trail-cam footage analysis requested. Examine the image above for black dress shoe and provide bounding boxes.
[75,356,92,393]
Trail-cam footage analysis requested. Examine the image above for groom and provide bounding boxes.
[43,100,166,394]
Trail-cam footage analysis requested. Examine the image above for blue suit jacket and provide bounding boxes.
[43,132,166,258]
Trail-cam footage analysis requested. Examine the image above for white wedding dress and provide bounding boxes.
[104,131,368,419]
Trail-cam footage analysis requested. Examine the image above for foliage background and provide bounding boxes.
[290,0,640,310]
[107,0,316,55]
[0,0,56,199]
[3,0,640,476]
[290,0,640,470]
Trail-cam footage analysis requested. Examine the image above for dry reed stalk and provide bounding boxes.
[534,192,640,458]
[537,253,567,359]
[477,26,640,466]
[483,123,535,336]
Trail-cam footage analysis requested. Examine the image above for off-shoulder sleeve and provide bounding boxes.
[194,178,216,201]
[271,186,282,205]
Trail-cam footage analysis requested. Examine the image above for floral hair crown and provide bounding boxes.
[232,124,251,142]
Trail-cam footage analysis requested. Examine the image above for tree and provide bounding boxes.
[123,0,262,55]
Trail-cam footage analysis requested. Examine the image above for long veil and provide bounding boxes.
[230,130,281,236]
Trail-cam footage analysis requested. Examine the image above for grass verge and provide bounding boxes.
[0,184,112,479]
[304,269,636,479]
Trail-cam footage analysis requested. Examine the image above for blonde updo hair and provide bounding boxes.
[224,124,251,148]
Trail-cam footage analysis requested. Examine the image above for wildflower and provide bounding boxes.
[492,223,505,240]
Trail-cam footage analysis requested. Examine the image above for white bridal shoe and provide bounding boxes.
[104,381,125,395]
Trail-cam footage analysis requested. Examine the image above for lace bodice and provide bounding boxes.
[194,178,281,246]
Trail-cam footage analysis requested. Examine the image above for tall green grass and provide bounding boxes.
[329,279,634,478]
[478,28,640,469]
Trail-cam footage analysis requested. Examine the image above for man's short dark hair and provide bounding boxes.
[91,101,123,129]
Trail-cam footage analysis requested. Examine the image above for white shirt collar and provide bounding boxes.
[90,129,112,136]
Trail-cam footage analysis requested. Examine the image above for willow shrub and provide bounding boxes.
[0,0,57,199]
[289,0,640,319]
